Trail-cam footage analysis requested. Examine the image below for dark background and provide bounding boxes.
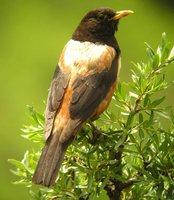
[0,0,174,199]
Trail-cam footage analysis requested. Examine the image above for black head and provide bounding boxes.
[80,8,118,36]
[72,8,133,48]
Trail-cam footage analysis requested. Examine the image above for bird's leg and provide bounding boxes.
[88,121,103,145]
[88,121,102,134]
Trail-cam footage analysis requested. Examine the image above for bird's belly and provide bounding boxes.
[92,79,117,118]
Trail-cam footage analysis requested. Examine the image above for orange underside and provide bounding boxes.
[92,80,117,118]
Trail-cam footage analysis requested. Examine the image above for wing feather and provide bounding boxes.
[44,65,70,139]
[70,55,119,121]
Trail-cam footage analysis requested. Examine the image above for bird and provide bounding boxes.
[32,7,133,187]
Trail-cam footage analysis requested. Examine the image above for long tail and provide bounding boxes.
[32,129,74,186]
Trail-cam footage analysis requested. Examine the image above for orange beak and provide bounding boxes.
[112,10,134,20]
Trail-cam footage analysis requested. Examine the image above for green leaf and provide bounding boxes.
[129,134,137,144]
[139,113,143,123]
[161,42,172,62]
[146,43,155,62]
[139,128,144,139]
[161,32,167,48]
[8,159,26,170]
[114,134,127,149]
[27,105,44,126]
[145,42,155,56]
[116,82,127,101]
[157,181,164,198]
[147,111,154,127]
[151,96,165,107]
[87,172,93,192]
[152,54,160,69]
[169,55,174,64]
[126,111,134,128]
[143,94,150,107]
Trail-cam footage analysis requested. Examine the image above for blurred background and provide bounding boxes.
[0,0,174,199]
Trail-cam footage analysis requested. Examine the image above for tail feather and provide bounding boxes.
[32,129,73,186]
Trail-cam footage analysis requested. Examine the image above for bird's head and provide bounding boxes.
[72,8,133,44]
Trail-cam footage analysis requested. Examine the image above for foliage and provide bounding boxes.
[9,33,174,200]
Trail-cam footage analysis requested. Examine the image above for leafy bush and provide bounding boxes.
[9,33,174,199]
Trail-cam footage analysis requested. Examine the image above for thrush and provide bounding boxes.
[32,7,133,186]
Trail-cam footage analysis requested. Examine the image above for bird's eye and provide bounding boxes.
[98,14,105,20]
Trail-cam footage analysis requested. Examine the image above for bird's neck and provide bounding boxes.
[72,29,120,53]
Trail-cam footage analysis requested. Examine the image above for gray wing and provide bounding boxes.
[70,55,118,121]
[44,65,70,139]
